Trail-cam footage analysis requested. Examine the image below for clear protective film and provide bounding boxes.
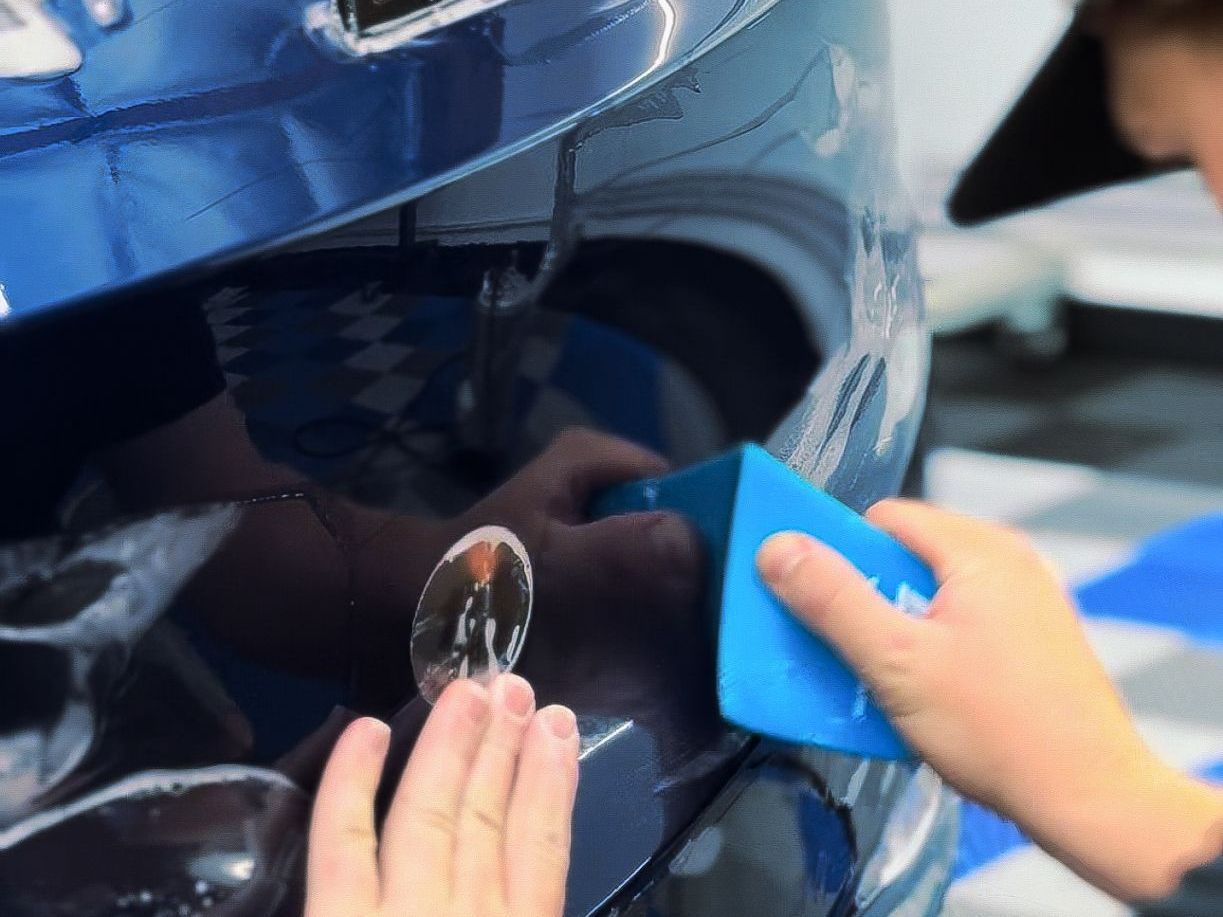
[411,525,533,705]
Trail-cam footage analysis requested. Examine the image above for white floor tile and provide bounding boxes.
[340,315,401,342]
[329,290,391,316]
[1027,531,1135,585]
[926,449,1101,524]
[346,341,411,373]
[1083,619,1188,679]
[942,847,1129,917]
[1133,715,1223,773]
[353,374,423,414]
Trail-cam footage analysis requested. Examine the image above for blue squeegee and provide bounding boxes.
[593,443,937,761]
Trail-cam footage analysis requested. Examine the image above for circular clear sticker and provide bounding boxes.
[411,526,534,705]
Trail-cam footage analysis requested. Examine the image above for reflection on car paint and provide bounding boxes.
[0,0,82,80]
[82,0,127,30]
[0,506,238,828]
[309,0,514,56]
[859,766,948,900]
[611,755,857,916]
[775,192,927,512]
[0,0,787,320]
[0,0,952,912]
[0,766,307,917]
[577,717,634,761]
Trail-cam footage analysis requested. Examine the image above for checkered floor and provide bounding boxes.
[927,448,1223,917]
[205,282,724,515]
[198,280,729,757]
[927,338,1223,489]
[926,339,1223,917]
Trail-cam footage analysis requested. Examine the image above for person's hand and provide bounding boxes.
[456,427,701,620]
[349,428,703,709]
[306,675,579,917]
[354,428,698,619]
[757,499,1223,903]
[463,428,707,716]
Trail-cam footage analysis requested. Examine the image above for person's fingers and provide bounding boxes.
[757,532,926,708]
[453,674,536,912]
[379,679,491,903]
[541,428,669,512]
[506,705,580,917]
[305,717,389,917]
[551,512,702,615]
[866,499,1025,580]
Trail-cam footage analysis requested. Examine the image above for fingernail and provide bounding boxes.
[540,705,577,741]
[757,532,815,582]
[650,513,696,567]
[356,717,390,753]
[494,673,535,719]
[459,681,491,724]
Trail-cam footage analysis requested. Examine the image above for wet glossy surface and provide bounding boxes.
[0,508,240,827]
[0,767,308,917]
[0,0,782,320]
[0,0,950,912]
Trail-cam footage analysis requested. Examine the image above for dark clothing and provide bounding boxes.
[0,296,224,541]
[949,14,1184,225]
[1141,854,1223,917]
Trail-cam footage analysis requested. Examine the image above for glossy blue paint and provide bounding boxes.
[0,0,782,322]
[0,0,953,913]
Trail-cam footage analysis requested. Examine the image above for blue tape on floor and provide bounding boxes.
[952,801,1028,881]
[955,513,1223,882]
[1199,761,1223,785]
[1077,513,1223,640]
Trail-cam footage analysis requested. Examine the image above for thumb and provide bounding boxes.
[756,532,926,698]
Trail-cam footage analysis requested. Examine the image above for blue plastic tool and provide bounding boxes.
[592,444,937,760]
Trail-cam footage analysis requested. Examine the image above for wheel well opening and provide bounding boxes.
[540,240,821,442]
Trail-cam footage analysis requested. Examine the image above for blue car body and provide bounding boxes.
[0,0,952,914]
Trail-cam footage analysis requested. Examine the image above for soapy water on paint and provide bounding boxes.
[866,576,932,618]
[850,579,930,722]
[894,582,931,617]
[0,507,238,828]
[0,766,307,917]
[111,880,217,915]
